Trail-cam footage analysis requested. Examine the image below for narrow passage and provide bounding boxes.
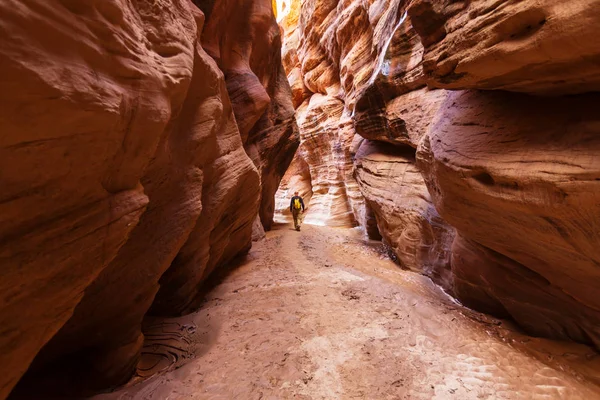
[97,225,600,400]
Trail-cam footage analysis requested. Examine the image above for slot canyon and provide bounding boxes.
[1,0,600,399]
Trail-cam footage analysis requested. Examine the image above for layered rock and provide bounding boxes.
[294,95,356,227]
[417,90,600,347]
[274,153,313,222]
[277,0,452,248]
[199,0,300,231]
[355,140,454,287]
[408,0,600,94]
[0,0,199,396]
[2,0,295,397]
[452,235,600,345]
[355,87,448,148]
[276,0,414,227]
[282,0,600,351]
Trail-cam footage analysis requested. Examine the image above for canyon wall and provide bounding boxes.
[280,0,600,348]
[276,0,455,284]
[0,0,296,398]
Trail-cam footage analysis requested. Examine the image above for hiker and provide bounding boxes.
[289,191,305,231]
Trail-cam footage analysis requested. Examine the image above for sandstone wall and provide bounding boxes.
[280,0,600,349]
[277,0,455,280]
[198,0,300,231]
[0,0,296,397]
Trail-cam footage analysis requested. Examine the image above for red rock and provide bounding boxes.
[417,90,600,346]
[280,0,312,108]
[294,95,357,227]
[1,0,296,396]
[199,0,300,231]
[452,235,600,347]
[409,0,600,95]
[275,153,313,223]
[354,88,448,149]
[281,0,600,352]
[0,0,201,395]
[355,140,454,288]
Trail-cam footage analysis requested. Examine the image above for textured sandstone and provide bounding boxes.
[279,0,311,108]
[294,95,356,227]
[274,153,313,222]
[408,0,600,94]
[0,0,200,396]
[277,0,415,228]
[417,90,600,346]
[355,140,454,287]
[2,0,295,397]
[277,0,451,253]
[281,0,600,352]
[15,11,261,397]
[355,88,448,148]
[452,235,600,346]
[200,0,300,231]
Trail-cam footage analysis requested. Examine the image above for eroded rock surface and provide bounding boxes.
[0,0,197,396]
[408,0,600,95]
[280,0,600,351]
[275,153,313,222]
[417,90,600,347]
[2,0,295,397]
[355,140,454,288]
[199,0,300,231]
[293,96,357,227]
[277,0,452,256]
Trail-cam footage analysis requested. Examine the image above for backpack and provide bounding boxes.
[293,198,302,210]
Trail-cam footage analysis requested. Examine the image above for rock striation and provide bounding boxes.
[417,89,600,347]
[280,0,600,350]
[274,153,313,223]
[355,139,454,287]
[409,0,600,95]
[198,0,300,231]
[277,0,455,273]
[1,0,297,397]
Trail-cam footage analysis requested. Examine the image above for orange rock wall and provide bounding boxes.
[281,0,600,348]
[0,0,297,397]
[277,0,454,282]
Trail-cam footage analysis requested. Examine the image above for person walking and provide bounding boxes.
[289,191,305,231]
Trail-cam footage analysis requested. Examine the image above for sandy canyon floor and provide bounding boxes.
[95,224,600,400]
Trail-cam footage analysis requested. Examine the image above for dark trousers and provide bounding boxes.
[292,209,302,230]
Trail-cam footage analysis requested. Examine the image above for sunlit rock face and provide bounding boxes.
[277,0,453,243]
[1,0,295,397]
[282,0,600,349]
[276,0,359,227]
[294,95,357,227]
[274,152,313,223]
[198,0,300,232]
[276,0,415,228]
